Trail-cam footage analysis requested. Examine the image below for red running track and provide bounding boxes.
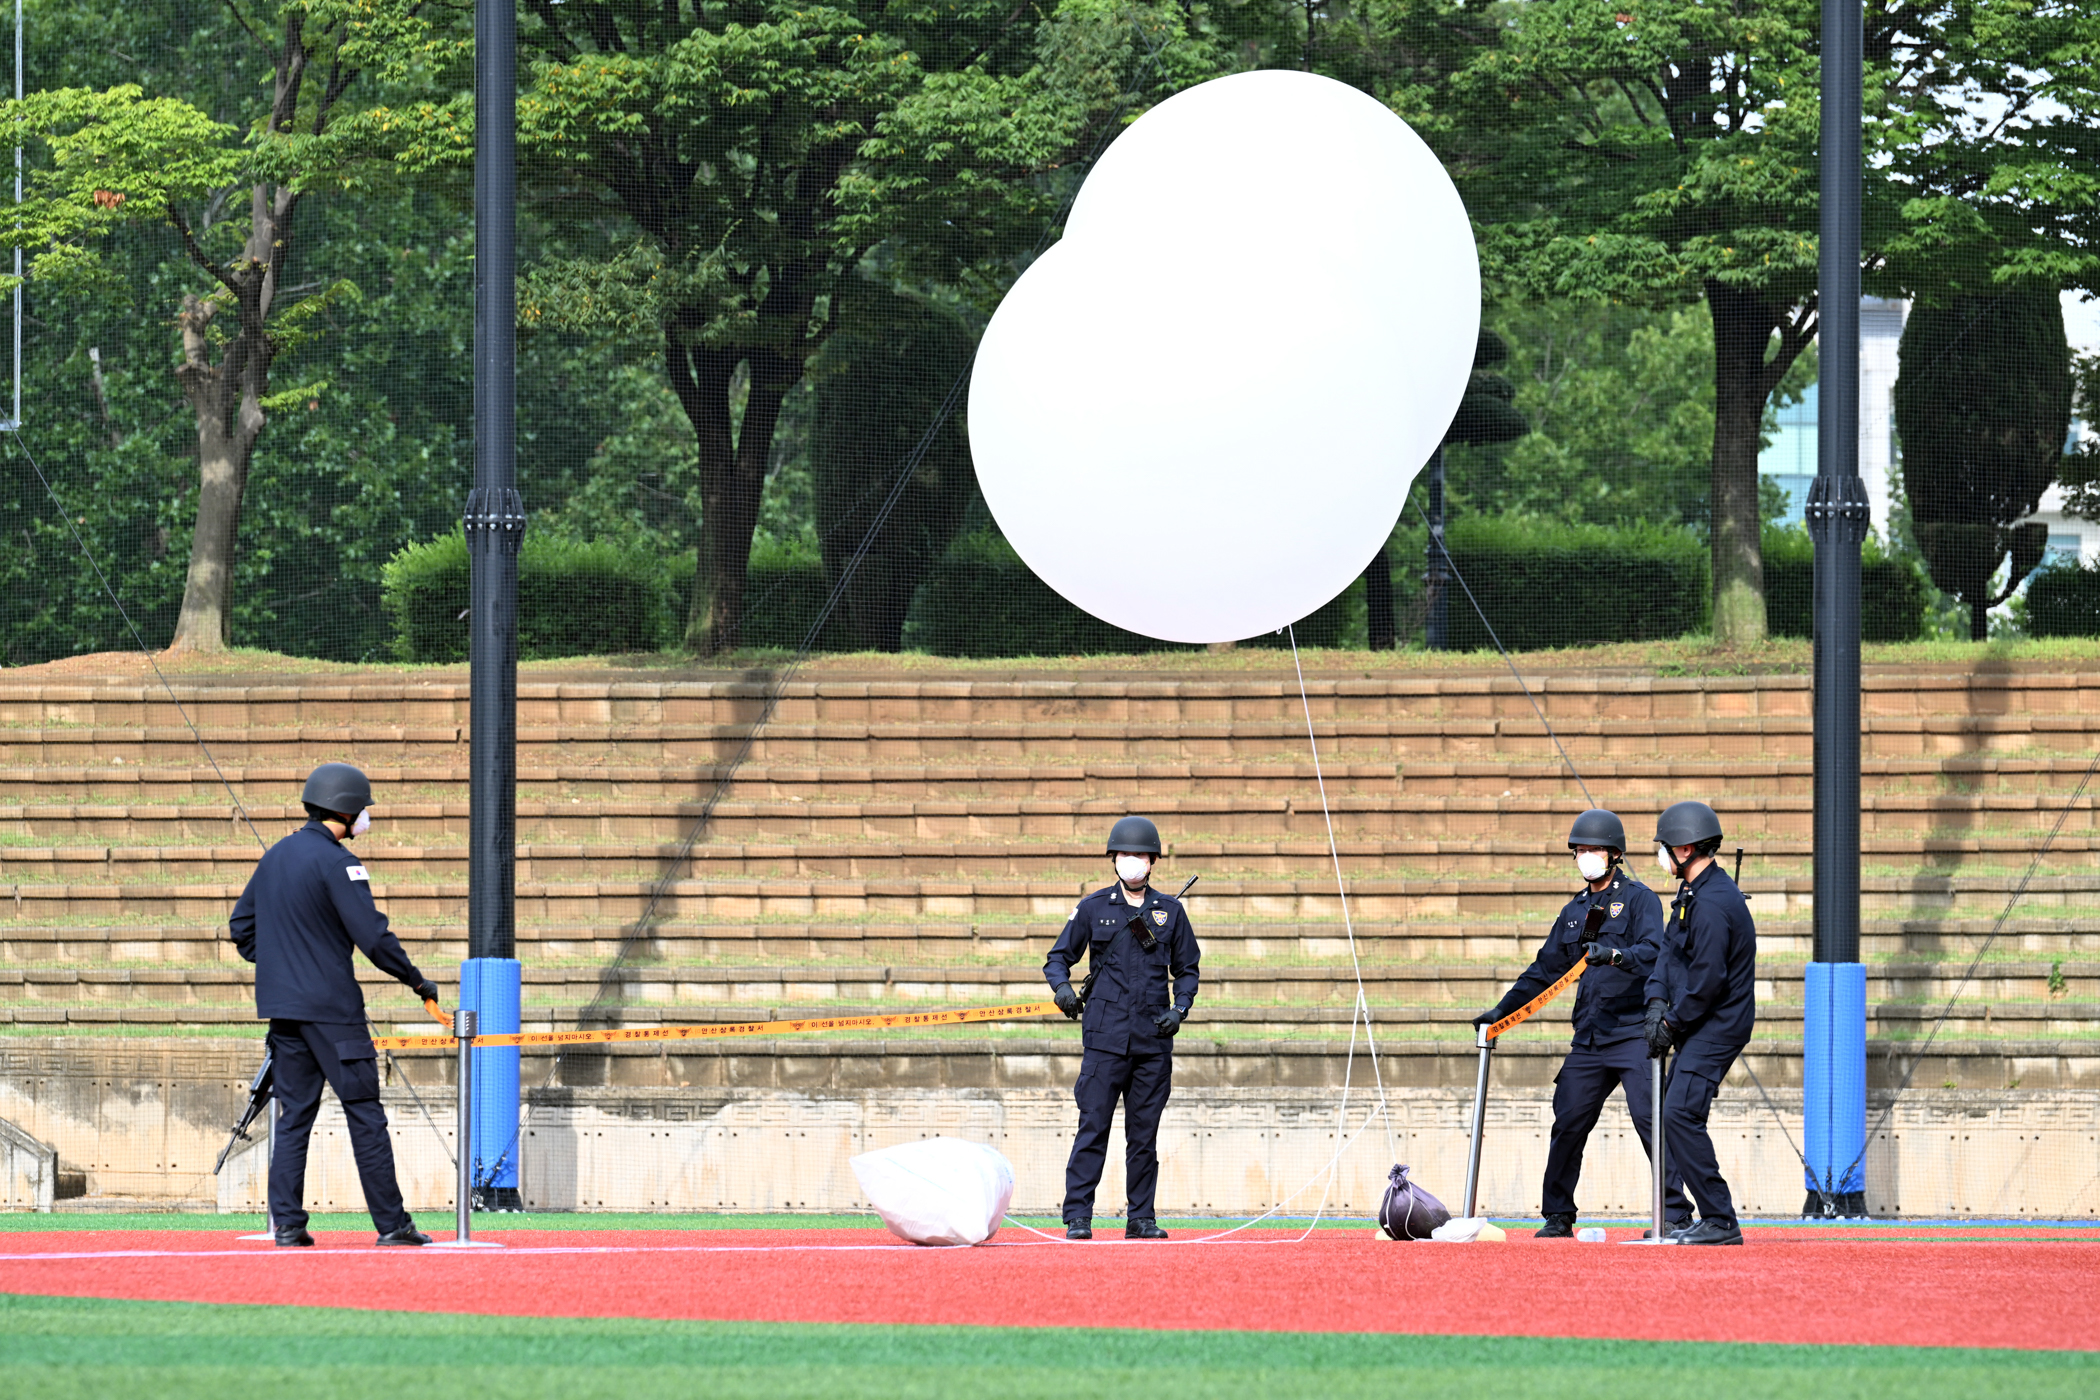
[1,1226,2095,1351]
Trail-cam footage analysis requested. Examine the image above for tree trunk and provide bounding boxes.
[667,339,800,655]
[167,292,270,653]
[1970,597,1988,642]
[1704,283,1810,649]
[1362,546,1394,650]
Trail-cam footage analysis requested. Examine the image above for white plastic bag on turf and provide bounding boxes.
[851,1137,1016,1246]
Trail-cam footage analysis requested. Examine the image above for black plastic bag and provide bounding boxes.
[1378,1163,1450,1240]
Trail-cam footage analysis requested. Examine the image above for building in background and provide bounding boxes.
[1758,293,2100,566]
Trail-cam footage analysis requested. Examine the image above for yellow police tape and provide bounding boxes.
[371,999,1063,1052]
[1484,959,1585,1041]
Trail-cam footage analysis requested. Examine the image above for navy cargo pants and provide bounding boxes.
[1063,1046,1173,1225]
[1542,1035,1691,1220]
[267,1019,411,1235]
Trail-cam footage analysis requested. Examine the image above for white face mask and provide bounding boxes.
[1657,844,1678,879]
[1114,854,1151,887]
[350,808,372,838]
[1575,850,1610,883]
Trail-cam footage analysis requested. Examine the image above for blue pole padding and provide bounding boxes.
[1802,961,1867,1201]
[459,957,521,1192]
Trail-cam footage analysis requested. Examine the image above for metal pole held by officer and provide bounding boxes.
[228,763,452,1247]
[1469,810,1689,1237]
[1642,801,1759,1246]
[1043,816,1202,1241]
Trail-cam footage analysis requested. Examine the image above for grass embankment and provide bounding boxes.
[12,634,2100,682]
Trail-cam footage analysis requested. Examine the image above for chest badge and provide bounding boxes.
[1609,902,1623,919]
[1151,909,1168,927]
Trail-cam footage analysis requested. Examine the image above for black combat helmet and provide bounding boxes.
[1655,800,1723,849]
[1106,815,1162,855]
[1566,809,1627,854]
[302,762,373,818]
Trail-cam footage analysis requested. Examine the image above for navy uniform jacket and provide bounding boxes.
[1645,860,1758,1078]
[229,821,432,1023]
[1043,883,1201,1056]
[1487,871,1666,1048]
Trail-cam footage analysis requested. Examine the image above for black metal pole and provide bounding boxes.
[1804,0,1869,1217]
[461,0,526,1212]
[1425,447,1448,650]
[466,0,522,963]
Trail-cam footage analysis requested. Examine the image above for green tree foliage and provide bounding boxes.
[1895,286,2073,641]
[497,0,1204,653]
[0,0,454,652]
[1390,0,2100,647]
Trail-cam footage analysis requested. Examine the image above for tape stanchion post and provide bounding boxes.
[372,1000,1063,1053]
[1458,958,1588,1223]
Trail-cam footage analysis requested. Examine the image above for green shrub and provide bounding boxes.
[383,531,682,662]
[1761,526,1931,642]
[385,530,889,661]
[1441,516,1709,650]
[903,533,1365,656]
[725,544,861,652]
[903,533,1196,656]
[2028,561,2100,637]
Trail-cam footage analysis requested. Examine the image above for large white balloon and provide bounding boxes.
[968,70,1480,644]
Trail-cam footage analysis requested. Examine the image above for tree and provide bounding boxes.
[1393,0,2100,646]
[1894,287,2072,641]
[1,3,430,652]
[809,283,978,651]
[505,1,1191,653]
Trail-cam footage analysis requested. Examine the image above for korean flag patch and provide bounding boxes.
[1609,902,1623,919]
[346,865,370,882]
[1151,909,1168,927]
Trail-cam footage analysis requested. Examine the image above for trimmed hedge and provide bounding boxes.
[1762,527,1931,642]
[2028,562,2100,637]
[903,533,1364,656]
[382,533,854,661]
[382,531,680,662]
[1441,517,1709,650]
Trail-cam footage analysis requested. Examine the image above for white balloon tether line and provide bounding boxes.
[1004,624,1395,1247]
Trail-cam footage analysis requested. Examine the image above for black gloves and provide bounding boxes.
[1644,998,1674,1058]
[1152,1006,1183,1037]
[1054,986,1082,1020]
[1470,1008,1500,1028]
[414,980,440,1005]
[1583,944,1628,969]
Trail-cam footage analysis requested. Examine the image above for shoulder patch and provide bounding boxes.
[1070,906,1079,921]
[345,865,369,882]
[1151,909,1168,927]
[1609,902,1624,919]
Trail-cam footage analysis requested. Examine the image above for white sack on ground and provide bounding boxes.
[851,1137,1016,1246]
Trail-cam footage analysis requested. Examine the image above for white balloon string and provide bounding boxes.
[1287,624,1395,1162]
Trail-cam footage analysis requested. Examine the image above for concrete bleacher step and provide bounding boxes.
[8,914,2098,970]
[3,827,2095,888]
[4,755,2093,806]
[2,958,2092,1011]
[6,710,2099,767]
[6,785,2095,844]
[5,870,2096,931]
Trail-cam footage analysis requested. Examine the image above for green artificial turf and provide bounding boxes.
[0,1294,2093,1400]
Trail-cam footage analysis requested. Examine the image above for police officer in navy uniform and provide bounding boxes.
[230,763,445,1247]
[1043,816,1200,1241]
[1470,810,1689,1237]
[1643,800,1757,1246]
